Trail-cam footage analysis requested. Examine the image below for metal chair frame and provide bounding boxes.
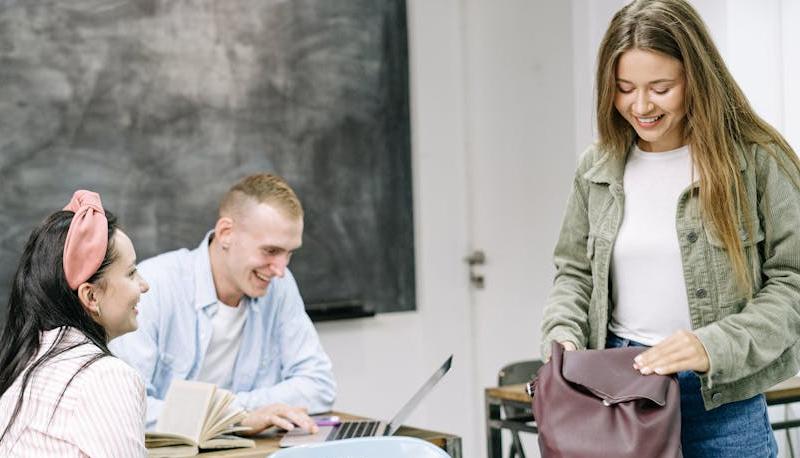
[497,359,543,458]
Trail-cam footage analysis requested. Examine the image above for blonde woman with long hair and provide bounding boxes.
[541,0,800,455]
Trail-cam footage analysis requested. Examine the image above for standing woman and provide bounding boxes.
[0,190,150,457]
[541,0,800,456]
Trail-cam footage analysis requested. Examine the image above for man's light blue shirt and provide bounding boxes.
[110,231,336,429]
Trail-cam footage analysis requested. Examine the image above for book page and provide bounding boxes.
[201,389,233,438]
[202,390,250,440]
[154,379,216,443]
[204,410,249,439]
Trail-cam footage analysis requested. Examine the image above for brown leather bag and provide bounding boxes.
[528,342,682,457]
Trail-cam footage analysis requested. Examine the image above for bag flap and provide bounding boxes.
[561,346,671,406]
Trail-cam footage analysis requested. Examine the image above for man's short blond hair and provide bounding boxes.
[219,174,304,220]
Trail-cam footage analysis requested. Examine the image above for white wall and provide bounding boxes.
[571,0,627,150]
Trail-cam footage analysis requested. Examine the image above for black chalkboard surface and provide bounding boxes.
[0,0,414,325]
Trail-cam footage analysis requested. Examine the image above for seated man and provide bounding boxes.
[111,173,335,434]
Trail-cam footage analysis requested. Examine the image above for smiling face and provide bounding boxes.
[94,230,149,340]
[212,200,303,306]
[614,48,688,152]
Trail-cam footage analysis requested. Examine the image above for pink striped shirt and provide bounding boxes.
[0,327,146,457]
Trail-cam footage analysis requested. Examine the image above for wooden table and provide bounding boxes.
[484,376,800,458]
[197,411,462,457]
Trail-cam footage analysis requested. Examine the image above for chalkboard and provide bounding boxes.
[0,0,414,326]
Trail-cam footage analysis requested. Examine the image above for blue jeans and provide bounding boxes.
[605,333,778,457]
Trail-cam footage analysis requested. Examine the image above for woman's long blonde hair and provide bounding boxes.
[596,0,800,294]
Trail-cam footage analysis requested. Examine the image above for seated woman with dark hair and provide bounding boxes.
[0,190,150,457]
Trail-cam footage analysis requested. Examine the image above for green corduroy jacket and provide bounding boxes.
[541,142,800,410]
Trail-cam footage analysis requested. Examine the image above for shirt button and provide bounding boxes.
[687,231,698,243]
[712,392,722,403]
[695,288,707,298]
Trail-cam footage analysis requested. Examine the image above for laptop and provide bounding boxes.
[279,355,453,447]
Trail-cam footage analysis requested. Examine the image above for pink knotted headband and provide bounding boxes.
[62,190,108,290]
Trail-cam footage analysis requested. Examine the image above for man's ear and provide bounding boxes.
[77,282,101,316]
[214,216,235,250]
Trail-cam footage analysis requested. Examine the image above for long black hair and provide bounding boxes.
[0,209,119,442]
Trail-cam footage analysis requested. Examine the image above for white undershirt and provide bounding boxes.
[196,300,248,388]
[608,144,694,346]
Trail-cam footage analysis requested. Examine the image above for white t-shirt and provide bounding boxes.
[608,144,695,345]
[196,300,248,388]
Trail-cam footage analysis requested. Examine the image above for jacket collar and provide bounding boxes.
[582,142,749,186]
[734,142,748,172]
[583,145,627,186]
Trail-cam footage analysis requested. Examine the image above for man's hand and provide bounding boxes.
[633,329,710,375]
[239,403,319,435]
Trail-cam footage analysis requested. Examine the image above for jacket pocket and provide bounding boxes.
[718,298,747,320]
[704,225,764,277]
[705,226,765,302]
[704,226,765,249]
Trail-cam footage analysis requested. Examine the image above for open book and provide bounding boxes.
[145,380,254,457]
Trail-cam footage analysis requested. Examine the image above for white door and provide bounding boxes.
[460,1,577,456]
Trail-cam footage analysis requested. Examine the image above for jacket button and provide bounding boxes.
[687,231,698,243]
[712,392,722,403]
[695,288,707,298]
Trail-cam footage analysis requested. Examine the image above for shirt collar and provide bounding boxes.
[40,326,88,347]
[193,230,219,311]
[192,230,259,313]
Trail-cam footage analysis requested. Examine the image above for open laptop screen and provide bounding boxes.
[385,355,453,436]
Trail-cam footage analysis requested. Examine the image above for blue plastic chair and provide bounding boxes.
[270,436,452,458]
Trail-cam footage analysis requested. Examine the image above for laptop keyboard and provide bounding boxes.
[329,420,381,440]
